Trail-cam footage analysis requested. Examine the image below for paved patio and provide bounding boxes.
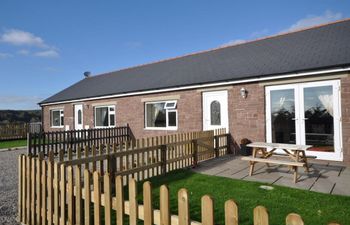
[192,155,350,196]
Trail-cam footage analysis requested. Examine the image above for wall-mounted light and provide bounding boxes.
[240,87,248,99]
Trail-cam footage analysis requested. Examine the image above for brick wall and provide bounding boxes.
[341,75,350,163]
[42,75,350,163]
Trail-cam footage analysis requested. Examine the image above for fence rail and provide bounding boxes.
[18,153,340,225]
[0,122,41,141]
[27,125,131,156]
[45,129,228,184]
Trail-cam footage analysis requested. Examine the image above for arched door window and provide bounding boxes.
[210,101,221,125]
[77,109,82,124]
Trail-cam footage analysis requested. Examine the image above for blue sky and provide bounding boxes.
[0,1,349,110]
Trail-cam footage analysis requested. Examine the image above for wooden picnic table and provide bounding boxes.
[242,142,314,183]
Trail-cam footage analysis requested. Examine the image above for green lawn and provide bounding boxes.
[0,139,27,149]
[133,169,350,225]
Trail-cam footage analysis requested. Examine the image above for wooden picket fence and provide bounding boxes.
[27,125,131,156]
[18,154,340,225]
[34,129,228,185]
[0,122,41,141]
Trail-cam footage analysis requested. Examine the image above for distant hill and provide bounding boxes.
[0,110,41,124]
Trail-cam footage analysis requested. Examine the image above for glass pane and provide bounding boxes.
[304,86,334,152]
[146,103,166,127]
[96,107,108,127]
[52,110,60,126]
[110,114,115,126]
[168,111,177,127]
[77,110,82,124]
[270,89,295,144]
[210,101,221,125]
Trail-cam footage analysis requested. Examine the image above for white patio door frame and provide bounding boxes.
[202,90,229,132]
[266,80,342,161]
[74,104,84,130]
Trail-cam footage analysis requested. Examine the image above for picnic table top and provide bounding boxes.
[247,142,312,151]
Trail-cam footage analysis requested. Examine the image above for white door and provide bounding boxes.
[266,80,342,161]
[74,104,83,130]
[203,90,229,132]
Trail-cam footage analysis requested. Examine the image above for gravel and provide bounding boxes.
[0,149,26,225]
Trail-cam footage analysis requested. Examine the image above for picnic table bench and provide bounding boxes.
[241,142,315,183]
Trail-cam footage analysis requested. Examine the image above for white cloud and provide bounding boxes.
[220,39,247,47]
[17,49,30,55]
[221,10,343,47]
[0,96,42,110]
[0,52,12,59]
[280,10,343,33]
[0,29,47,48]
[34,49,59,58]
[0,29,60,58]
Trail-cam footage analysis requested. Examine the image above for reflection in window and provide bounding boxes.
[145,101,177,129]
[51,109,64,127]
[270,89,296,144]
[95,106,115,127]
[210,101,221,125]
[304,86,334,152]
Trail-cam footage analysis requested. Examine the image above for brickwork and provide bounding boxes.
[42,75,350,162]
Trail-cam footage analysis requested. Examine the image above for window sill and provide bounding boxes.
[144,127,178,131]
[94,126,116,129]
[51,126,64,129]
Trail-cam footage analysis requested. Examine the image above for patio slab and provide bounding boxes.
[192,155,350,196]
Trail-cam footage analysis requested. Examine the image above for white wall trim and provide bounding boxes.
[40,67,350,106]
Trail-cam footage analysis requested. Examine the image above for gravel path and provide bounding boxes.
[0,149,26,225]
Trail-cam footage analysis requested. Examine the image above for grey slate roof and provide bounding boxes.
[40,20,350,104]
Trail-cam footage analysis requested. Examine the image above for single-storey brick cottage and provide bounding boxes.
[40,19,350,163]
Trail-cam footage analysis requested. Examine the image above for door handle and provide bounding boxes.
[302,118,309,120]
[292,118,298,120]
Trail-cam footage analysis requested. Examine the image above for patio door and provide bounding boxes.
[74,104,83,130]
[266,80,342,161]
[203,90,229,132]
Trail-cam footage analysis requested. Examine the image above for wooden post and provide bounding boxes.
[160,145,167,175]
[84,170,91,225]
[253,206,269,225]
[93,171,101,225]
[18,155,22,223]
[60,164,66,225]
[225,200,238,225]
[160,185,170,225]
[143,181,153,225]
[27,132,32,156]
[201,195,214,225]
[115,176,124,225]
[214,135,219,158]
[178,188,190,225]
[286,213,304,225]
[192,140,198,167]
[104,173,112,225]
[67,166,73,225]
[129,178,138,225]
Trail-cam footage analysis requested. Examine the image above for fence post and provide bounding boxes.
[160,145,167,175]
[108,155,116,184]
[214,135,219,158]
[193,140,198,167]
[27,133,32,156]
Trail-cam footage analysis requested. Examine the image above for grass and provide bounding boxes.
[131,169,350,225]
[0,139,27,149]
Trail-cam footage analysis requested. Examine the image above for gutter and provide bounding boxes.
[40,66,350,106]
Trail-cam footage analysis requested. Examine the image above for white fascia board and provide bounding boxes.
[40,67,350,106]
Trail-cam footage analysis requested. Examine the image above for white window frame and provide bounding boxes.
[94,105,116,128]
[50,109,64,128]
[145,100,178,130]
[164,100,177,109]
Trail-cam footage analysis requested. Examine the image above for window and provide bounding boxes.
[51,109,64,127]
[94,106,115,127]
[77,109,82,125]
[210,100,221,125]
[145,100,177,130]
